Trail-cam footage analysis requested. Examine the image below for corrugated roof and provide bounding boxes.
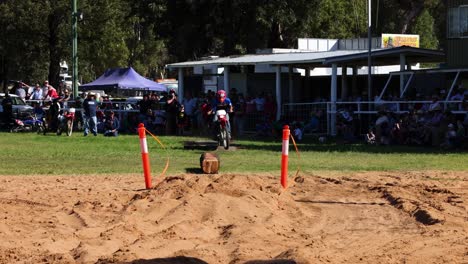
[166,47,445,69]
[166,50,367,68]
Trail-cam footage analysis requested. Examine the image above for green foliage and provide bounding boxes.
[0,0,446,86]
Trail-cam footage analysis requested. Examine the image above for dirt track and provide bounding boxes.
[0,171,466,263]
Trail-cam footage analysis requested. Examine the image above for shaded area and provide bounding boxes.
[295,199,386,206]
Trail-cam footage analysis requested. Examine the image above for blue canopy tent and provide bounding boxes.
[80,67,166,95]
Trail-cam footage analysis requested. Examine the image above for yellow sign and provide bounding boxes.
[382,34,419,48]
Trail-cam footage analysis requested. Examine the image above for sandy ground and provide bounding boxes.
[0,171,466,264]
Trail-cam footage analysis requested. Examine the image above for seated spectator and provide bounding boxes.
[292,121,303,141]
[366,128,376,144]
[441,123,457,149]
[103,111,120,137]
[303,112,320,133]
[375,111,390,145]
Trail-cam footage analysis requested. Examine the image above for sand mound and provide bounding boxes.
[0,171,466,263]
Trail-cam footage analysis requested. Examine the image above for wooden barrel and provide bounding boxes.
[200,152,220,174]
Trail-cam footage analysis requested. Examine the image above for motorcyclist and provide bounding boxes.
[210,90,233,138]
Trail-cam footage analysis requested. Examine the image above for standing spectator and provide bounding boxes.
[15,82,27,101]
[263,93,277,122]
[1,92,13,128]
[60,89,71,108]
[42,81,49,100]
[30,84,43,101]
[253,92,266,113]
[234,93,246,136]
[137,94,152,122]
[165,90,181,135]
[45,85,59,100]
[100,95,113,110]
[103,110,120,137]
[181,91,197,130]
[46,98,61,134]
[83,93,98,136]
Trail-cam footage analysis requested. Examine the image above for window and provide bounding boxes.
[448,6,468,38]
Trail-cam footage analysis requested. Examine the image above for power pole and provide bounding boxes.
[367,0,372,102]
[72,0,78,99]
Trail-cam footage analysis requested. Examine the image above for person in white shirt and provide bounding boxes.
[30,84,43,100]
[181,92,198,130]
[253,93,265,112]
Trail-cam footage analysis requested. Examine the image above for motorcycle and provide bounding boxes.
[22,114,46,134]
[9,119,25,133]
[56,108,75,136]
[215,109,230,150]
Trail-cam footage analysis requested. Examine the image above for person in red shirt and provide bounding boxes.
[46,85,59,100]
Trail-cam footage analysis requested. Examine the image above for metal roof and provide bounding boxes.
[166,46,445,69]
[323,46,445,66]
[166,50,366,68]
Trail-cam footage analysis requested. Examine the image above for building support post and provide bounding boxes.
[331,64,338,136]
[71,0,78,99]
[400,53,406,97]
[288,65,293,103]
[178,68,184,97]
[276,65,282,121]
[223,66,230,92]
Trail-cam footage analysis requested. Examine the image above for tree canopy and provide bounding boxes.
[0,0,446,89]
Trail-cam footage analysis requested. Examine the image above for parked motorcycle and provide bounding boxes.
[215,109,230,150]
[22,114,46,134]
[56,108,75,136]
[9,119,25,133]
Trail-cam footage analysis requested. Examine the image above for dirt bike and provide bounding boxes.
[22,114,46,134]
[215,109,230,150]
[56,108,75,136]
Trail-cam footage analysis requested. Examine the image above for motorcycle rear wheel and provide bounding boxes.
[66,120,73,136]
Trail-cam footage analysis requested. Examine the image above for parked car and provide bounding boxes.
[0,93,34,119]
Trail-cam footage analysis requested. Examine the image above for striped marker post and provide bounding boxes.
[138,123,152,189]
[281,125,290,189]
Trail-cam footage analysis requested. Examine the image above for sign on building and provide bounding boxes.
[381,34,419,48]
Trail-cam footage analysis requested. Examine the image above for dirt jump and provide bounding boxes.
[0,171,466,263]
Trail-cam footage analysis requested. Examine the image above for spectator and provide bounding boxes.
[137,94,152,122]
[264,93,277,122]
[100,95,113,110]
[441,123,457,149]
[1,92,13,128]
[46,98,61,133]
[42,81,49,100]
[60,89,71,108]
[366,128,376,144]
[234,93,246,136]
[253,93,265,112]
[375,111,390,145]
[181,91,197,130]
[15,82,27,101]
[45,84,59,100]
[32,101,45,119]
[30,84,43,101]
[165,90,181,135]
[103,111,120,137]
[83,93,98,136]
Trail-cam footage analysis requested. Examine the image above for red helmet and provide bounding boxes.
[217,90,226,102]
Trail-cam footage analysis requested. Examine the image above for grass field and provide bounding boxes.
[0,132,467,175]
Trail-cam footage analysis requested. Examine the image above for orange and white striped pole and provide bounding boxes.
[281,125,290,189]
[138,123,152,189]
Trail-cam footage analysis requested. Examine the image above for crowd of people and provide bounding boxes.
[3,79,468,150]
[330,92,468,149]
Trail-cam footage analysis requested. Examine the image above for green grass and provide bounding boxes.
[0,132,467,175]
